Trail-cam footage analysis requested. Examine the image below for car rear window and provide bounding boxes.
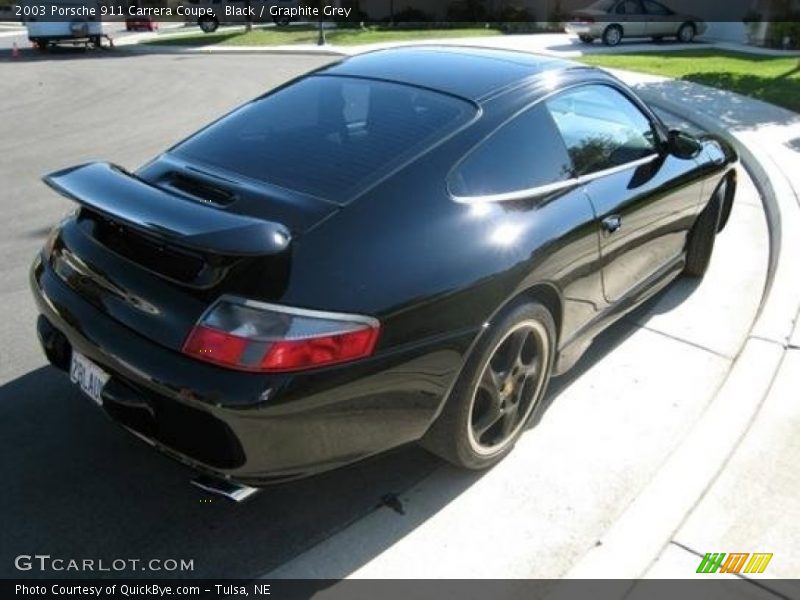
[173,75,476,204]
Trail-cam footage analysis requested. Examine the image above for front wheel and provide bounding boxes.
[602,25,623,46]
[273,15,291,27]
[579,34,594,44]
[422,302,555,470]
[198,16,219,33]
[683,180,724,278]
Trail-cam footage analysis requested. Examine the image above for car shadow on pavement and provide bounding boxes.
[0,365,462,579]
[542,38,708,55]
[0,288,675,581]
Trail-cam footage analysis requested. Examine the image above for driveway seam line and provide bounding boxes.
[624,320,733,360]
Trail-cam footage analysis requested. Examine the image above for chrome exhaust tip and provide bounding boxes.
[191,475,261,503]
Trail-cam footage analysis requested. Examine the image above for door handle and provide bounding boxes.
[602,215,622,234]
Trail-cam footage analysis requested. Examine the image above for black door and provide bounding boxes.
[545,84,704,304]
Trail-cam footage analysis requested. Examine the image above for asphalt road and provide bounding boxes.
[0,51,766,580]
[0,51,446,580]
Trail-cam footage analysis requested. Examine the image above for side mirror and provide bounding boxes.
[666,129,702,159]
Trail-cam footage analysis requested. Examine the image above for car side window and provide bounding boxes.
[643,0,671,15]
[545,85,657,177]
[449,104,573,198]
[617,0,642,14]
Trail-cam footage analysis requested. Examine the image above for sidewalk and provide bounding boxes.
[240,37,800,583]
[574,69,800,583]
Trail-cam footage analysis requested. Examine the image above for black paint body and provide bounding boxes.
[30,47,737,483]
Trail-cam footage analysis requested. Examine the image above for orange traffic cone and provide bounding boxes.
[11,42,19,59]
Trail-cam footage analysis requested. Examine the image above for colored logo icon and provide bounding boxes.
[696,553,773,574]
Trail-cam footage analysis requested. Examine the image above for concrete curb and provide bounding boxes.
[124,35,800,58]
[125,43,348,56]
[564,81,800,578]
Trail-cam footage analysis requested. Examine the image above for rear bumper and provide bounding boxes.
[565,23,598,36]
[30,254,472,483]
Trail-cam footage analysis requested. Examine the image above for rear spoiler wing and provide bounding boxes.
[43,162,291,256]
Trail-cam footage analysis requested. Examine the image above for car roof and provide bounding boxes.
[320,46,581,102]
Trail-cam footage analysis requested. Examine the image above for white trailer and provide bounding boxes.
[21,0,110,49]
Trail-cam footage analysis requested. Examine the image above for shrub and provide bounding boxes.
[391,7,432,23]
[765,15,800,49]
[491,5,535,22]
[446,0,489,21]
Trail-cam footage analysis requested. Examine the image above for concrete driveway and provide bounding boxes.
[0,52,769,579]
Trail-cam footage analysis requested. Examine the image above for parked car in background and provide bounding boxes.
[21,0,105,49]
[182,0,300,33]
[125,16,158,32]
[566,0,707,46]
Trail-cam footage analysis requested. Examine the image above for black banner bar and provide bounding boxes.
[4,579,798,600]
[4,0,800,24]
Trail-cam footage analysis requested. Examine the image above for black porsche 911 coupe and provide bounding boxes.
[31,46,737,488]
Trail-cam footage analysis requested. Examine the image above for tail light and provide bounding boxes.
[182,296,380,373]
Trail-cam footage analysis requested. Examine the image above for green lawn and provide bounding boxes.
[580,49,800,113]
[147,26,501,47]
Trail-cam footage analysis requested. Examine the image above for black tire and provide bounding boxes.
[602,24,623,46]
[273,15,291,27]
[198,16,219,34]
[683,180,724,278]
[677,22,696,43]
[422,302,556,470]
[579,34,594,44]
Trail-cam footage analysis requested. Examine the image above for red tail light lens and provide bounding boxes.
[182,296,380,373]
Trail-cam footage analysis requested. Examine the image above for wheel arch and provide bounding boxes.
[508,282,563,347]
[423,280,564,433]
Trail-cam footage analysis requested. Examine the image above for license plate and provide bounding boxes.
[70,351,109,406]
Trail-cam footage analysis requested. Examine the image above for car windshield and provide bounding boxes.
[173,75,476,204]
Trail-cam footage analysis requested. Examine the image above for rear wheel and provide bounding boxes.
[683,180,725,278]
[422,302,555,470]
[677,22,696,43]
[602,25,623,46]
[198,16,219,33]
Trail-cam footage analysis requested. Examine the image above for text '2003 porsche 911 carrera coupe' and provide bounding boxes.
[30,46,737,490]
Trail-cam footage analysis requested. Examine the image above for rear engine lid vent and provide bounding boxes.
[167,173,236,207]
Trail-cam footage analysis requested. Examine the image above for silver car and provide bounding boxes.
[565,0,707,46]
[183,0,301,33]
